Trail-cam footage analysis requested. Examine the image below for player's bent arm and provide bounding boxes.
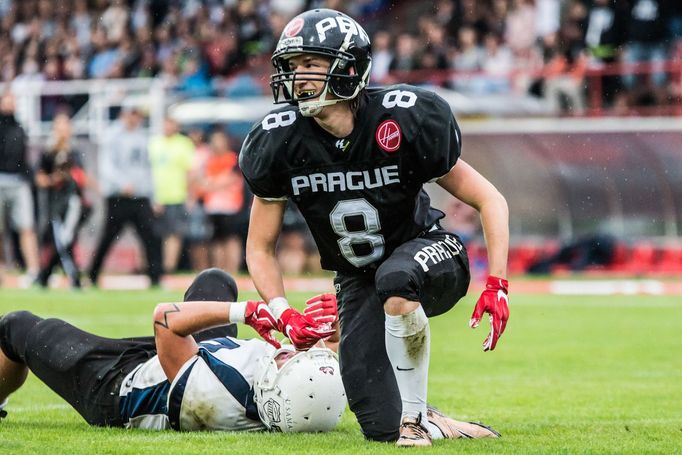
[437,159,509,278]
[245,197,288,301]
[153,301,232,382]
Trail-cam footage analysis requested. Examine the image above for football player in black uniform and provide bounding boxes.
[239,8,509,447]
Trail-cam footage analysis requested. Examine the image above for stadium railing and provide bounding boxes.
[0,78,168,143]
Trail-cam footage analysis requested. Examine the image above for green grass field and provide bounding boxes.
[0,286,680,454]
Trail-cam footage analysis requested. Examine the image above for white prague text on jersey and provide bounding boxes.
[413,235,464,272]
[291,165,399,196]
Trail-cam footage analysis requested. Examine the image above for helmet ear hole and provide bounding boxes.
[329,58,359,98]
[329,73,361,98]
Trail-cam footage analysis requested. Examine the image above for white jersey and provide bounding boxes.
[119,337,275,431]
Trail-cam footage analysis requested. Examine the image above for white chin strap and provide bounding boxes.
[298,90,342,117]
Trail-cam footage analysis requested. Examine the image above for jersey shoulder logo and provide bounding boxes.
[375,119,401,152]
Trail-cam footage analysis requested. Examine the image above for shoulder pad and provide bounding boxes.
[241,106,301,168]
[240,107,302,200]
[365,85,453,142]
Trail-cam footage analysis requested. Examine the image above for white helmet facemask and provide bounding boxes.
[254,346,346,432]
[294,31,370,117]
[298,86,338,117]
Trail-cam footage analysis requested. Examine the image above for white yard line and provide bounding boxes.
[549,280,666,295]
[9,403,72,412]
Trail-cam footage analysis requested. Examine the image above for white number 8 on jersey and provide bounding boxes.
[329,199,385,267]
[381,90,417,109]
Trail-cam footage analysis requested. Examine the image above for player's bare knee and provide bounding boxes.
[384,297,419,316]
[385,305,428,338]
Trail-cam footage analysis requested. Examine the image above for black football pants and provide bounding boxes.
[88,196,162,285]
[335,228,470,441]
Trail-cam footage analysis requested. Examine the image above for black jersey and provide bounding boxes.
[240,84,462,274]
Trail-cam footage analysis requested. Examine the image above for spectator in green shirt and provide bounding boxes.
[148,117,195,273]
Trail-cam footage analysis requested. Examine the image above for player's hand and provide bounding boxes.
[303,293,338,325]
[278,308,336,351]
[469,276,509,352]
[244,301,281,349]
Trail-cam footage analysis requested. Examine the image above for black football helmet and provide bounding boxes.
[270,9,372,116]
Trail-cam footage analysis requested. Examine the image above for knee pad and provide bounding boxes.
[184,268,238,302]
[375,262,419,304]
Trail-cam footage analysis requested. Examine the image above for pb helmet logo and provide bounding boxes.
[315,16,369,42]
[284,17,304,37]
[376,119,401,152]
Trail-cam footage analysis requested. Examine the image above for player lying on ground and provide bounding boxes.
[0,268,345,432]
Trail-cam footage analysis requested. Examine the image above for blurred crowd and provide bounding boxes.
[1,0,681,114]
[0,89,321,288]
[0,0,388,98]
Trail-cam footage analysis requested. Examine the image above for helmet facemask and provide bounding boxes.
[271,51,370,117]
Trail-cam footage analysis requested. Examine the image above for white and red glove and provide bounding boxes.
[270,297,336,350]
[303,293,338,325]
[231,301,281,348]
[469,276,509,352]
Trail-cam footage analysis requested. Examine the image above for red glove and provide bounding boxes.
[244,301,281,349]
[278,308,336,351]
[469,276,509,352]
[303,293,338,325]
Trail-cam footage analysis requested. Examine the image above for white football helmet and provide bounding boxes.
[254,346,346,432]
